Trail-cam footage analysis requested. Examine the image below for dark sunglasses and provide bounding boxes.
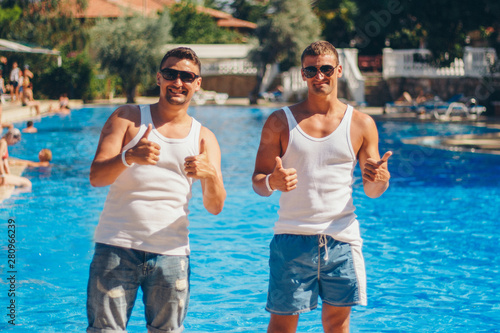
[159,68,200,83]
[302,65,338,79]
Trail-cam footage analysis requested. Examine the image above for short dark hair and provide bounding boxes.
[301,41,339,66]
[159,47,201,74]
[27,120,34,127]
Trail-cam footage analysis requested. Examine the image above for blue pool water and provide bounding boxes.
[1,106,500,332]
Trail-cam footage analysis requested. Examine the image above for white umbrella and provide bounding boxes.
[0,38,62,66]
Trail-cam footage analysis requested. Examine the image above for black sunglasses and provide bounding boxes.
[159,68,200,83]
[302,65,338,79]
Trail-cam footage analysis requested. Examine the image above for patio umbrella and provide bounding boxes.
[0,39,61,66]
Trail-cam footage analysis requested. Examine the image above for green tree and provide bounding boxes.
[349,0,500,62]
[90,11,173,103]
[37,51,95,101]
[346,0,404,55]
[249,0,321,103]
[170,2,245,44]
[229,0,268,23]
[0,5,22,39]
[0,1,92,101]
[313,0,358,49]
[208,0,268,24]
[0,0,88,50]
[402,0,500,65]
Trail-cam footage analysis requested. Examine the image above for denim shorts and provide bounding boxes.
[266,234,366,315]
[87,243,190,333]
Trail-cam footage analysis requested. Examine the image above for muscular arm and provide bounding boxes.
[184,127,226,215]
[356,113,391,198]
[252,110,297,196]
[90,106,142,187]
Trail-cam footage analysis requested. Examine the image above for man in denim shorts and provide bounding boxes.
[252,41,392,332]
[87,47,226,332]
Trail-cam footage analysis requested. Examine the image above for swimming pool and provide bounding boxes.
[1,105,499,332]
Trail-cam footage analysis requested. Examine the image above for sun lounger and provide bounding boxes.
[193,90,229,105]
[431,97,487,121]
[384,91,415,113]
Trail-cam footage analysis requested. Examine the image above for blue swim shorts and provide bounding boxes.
[266,234,366,315]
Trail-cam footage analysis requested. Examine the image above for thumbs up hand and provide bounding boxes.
[126,124,161,165]
[363,151,392,183]
[185,139,215,179]
[268,156,298,192]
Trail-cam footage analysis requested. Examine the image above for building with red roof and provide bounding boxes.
[68,0,256,32]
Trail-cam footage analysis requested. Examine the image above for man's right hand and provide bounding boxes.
[268,156,298,192]
[125,124,161,165]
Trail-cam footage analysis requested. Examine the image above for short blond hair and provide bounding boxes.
[39,149,52,162]
[301,41,339,65]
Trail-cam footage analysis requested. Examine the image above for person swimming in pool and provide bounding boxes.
[0,128,32,188]
[86,47,226,333]
[22,120,37,133]
[49,93,71,114]
[10,148,52,167]
[252,41,392,333]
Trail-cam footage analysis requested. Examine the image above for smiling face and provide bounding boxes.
[301,53,342,97]
[157,57,202,106]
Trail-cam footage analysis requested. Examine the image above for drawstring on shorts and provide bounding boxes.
[319,234,329,261]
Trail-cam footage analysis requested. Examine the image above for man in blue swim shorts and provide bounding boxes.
[252,41,392,332]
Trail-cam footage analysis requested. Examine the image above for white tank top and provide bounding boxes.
[95,105,201,255]
[275,105,362,246]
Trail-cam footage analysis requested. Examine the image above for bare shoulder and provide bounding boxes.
[199,126,222,151]
[264,108,288,131]
[101,104,141,138]
[269,108,287,121]
[199,126,222,161]
[350,108,379,154]
[352,108,377,131]
[108,104,141,125]
[200,125,217,141]
[96,105,143,147]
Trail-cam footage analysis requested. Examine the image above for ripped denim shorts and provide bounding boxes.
[87,243,190,333]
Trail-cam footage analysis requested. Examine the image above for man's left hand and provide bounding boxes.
[363,151,392,183]
[184,139,216,179]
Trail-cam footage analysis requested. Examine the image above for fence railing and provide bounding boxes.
[383,47,498,79]
[201,59,258,76]
[281,67,307,102]
[339,48,365,104]
[463,47,498,76]
[260,63,281,94]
